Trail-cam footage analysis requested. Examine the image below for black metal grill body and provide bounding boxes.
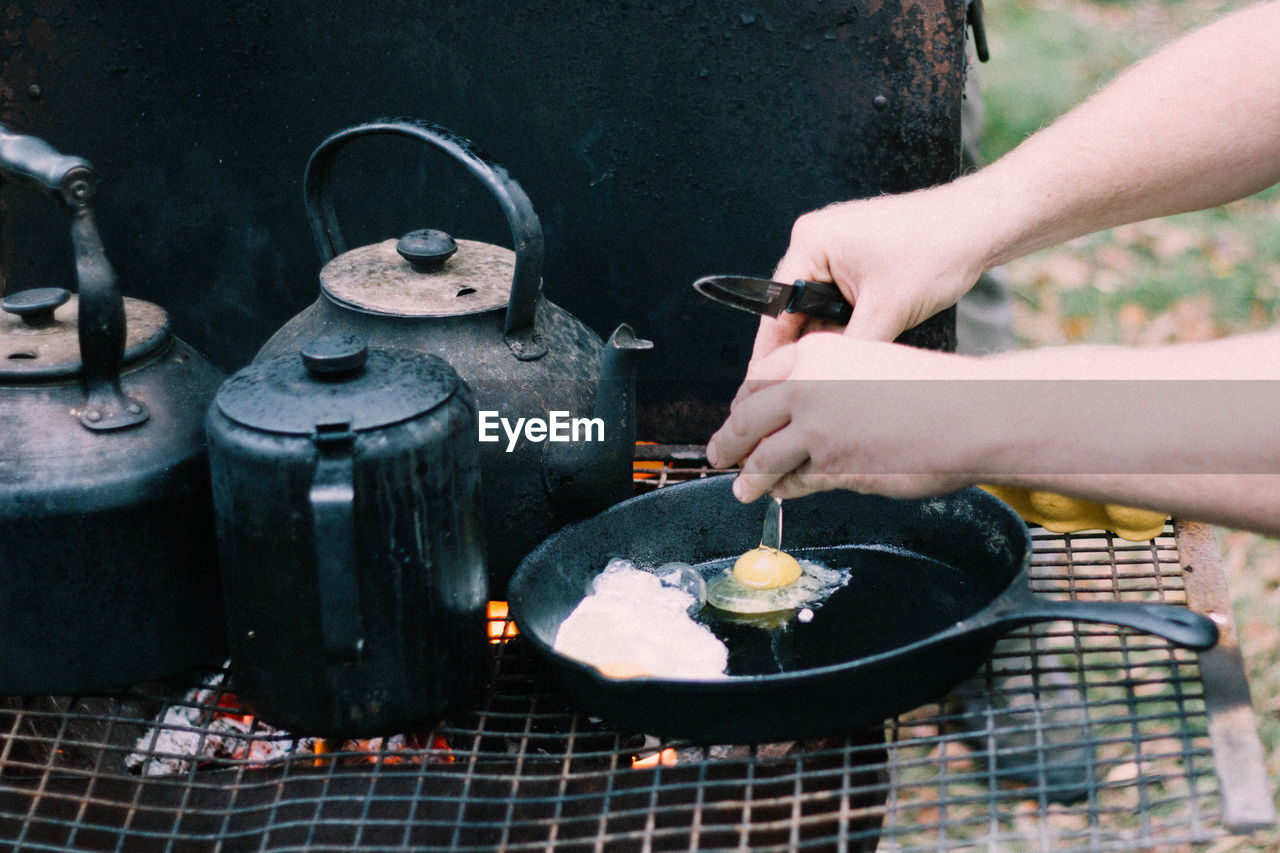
[0,0,963,441]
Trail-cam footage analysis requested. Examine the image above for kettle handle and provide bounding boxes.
[0,124,149,430]
[0,126,93,203]
[303,118,547,360]
[309,421,366,662]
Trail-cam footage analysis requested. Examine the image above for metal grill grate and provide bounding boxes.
[0,450,1270,851]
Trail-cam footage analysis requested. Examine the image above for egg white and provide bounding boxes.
[705,559,850,615]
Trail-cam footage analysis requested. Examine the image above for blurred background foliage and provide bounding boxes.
[977,0,1280,844]
[979,0,1280,347]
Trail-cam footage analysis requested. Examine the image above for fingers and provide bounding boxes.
[724,343,797,417]
[768,464,830,501]
[742,341,797,384]
[755,273,907,348]
[750,313,805,363]
[757,233,837,359]
[772,233,829,291]
[707,381,793,469]
[732,432,810,503]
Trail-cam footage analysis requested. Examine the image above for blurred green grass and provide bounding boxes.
[980,0,1280,346]
[977,0,1251,165]
[978,0,1280,845]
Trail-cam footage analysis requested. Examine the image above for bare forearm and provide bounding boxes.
[980,329,1280,380]
[967,332,1280,534]
[990,475,1280,536]
[965,1,1280,267]
[713,330,1280,533]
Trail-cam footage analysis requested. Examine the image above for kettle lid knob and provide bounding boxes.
[301,334,369,377]
[396,229,458,272]
[2,287,70,328]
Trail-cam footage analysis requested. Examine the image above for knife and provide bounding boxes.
[693,274,852,325]
[760,494,782,551]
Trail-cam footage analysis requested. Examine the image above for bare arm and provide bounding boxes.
[708,330,1280,536]
[972,0,1280,265]
[974,333,1280,534]
[757,1,1280,354]
[710,3,1280,533]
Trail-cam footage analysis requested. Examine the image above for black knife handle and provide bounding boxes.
[786,280,853,325]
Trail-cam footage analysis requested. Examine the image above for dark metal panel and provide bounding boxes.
[1,0,965,440]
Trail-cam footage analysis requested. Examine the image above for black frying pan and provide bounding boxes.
[507,476,1217,743]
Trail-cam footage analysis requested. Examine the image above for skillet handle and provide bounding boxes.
[988,592,1219,651]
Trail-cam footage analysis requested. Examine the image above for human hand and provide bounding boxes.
[708,333,985,503]
[752,185,989,362]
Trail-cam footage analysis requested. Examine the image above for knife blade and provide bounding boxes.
[692,274,853,325]
[760,495,782,551]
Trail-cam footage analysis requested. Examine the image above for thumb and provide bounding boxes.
[842,295,908,342]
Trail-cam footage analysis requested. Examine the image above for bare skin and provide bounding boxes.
[707,2,1280,536]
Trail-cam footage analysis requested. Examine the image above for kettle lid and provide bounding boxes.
[0,288,170,381]
[320,230,515,318]
[215,334,459,435]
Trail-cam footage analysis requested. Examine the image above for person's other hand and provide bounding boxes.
[709,333,983,502]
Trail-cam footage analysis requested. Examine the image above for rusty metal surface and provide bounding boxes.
[0,295,167,376]
[1175,519,1277,834]
[0,0,965,441]
[319,238,514,317]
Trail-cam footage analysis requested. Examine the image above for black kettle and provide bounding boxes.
[206,334,488,736]
[255,118,652,594]
[0,126,226,694]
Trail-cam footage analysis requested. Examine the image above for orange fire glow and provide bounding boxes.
[312,733,454,767]
[215,692,255,727]
[632,748,678,769]
[487,600,519,643]
[633,441,665,480]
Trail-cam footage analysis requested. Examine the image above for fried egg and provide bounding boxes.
[732,546,803,588]
[705,553,850,616]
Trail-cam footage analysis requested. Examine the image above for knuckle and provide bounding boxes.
[790,211,819,239]
[725,409,752,442]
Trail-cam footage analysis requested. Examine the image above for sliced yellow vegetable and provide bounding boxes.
[979,485,1167,541]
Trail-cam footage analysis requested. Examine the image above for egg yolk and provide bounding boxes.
[732,546,803,589]
[707,556,850,617]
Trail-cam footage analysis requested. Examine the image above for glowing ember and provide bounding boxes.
[125,671,313,776]
[632,747,678,769]
[632,441,666,480]
[488,600,519,643]
[125,669,455,776]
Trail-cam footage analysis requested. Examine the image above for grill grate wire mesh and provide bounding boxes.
[0,450,1264,851]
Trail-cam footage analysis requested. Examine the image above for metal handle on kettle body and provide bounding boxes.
[309,420,366,662]
[303,117,547,359]
[0,123,148,430]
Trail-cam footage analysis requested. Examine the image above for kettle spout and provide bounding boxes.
[543,323,653,513]
[593,323,654,457]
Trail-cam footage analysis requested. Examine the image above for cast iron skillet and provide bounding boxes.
[508,476,1217,743]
